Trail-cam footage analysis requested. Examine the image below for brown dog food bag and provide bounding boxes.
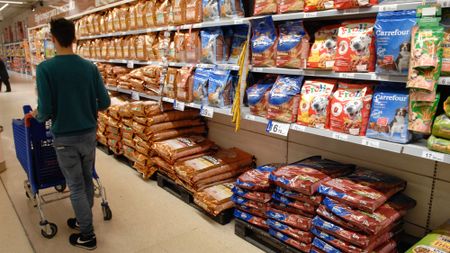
[164,67,178,99]
[128,4,137,30]
[93,14,101,35]
[151,125,206,141]
[119,6,130,31]
[115,38,124,59]
[112,8,121,32]
[185,30,201,63]
[176,67,194,102]
[129,36,137,60]
[144,0,156,27]
[174,31,186,62]
[107,40,116,59]
[186,0,202,23]
[144,34,157,60]
[147,110,199,125]
[155,0,171,27]
[172,0,186,25]
[147,119,204,134]
[278,0,304,13]
[152,136,215,163]
[254,0,277,16]
[86,14,94,35]
[122,37,130,59]
[194,183,235,216]
[135,35,146,60]
[135,1,146,28]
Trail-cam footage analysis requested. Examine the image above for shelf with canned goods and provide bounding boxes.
[77,18,249,41]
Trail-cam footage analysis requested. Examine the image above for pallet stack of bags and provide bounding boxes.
[96,63,130,88]
[232,164,280,230]
[267,157,355,252]
[100,96,130,155]
[312,168,417,252]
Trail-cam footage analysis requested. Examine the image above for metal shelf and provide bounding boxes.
[403,140,450,163]
[89,58,239,70]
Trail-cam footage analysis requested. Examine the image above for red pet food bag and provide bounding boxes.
[334,0,377,10]
[329,83,373,136]
[318,168,407,212]
[334,19,376,72]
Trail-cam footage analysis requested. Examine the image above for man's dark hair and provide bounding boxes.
[50,18,75,48]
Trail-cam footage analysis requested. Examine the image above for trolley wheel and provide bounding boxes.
[54,184,66,192]
[41,223,57,239]
[102,204,112,221]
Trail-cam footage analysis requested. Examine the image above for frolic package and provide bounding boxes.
[251,16,277,67]
[267,75,304,123]
[276,20,310,69]
[375,10,417,75]
[297,80,336,129]
[308,25,340,70]
[366,85,412,143]
[219,0,244,18]
[334,19,376,72]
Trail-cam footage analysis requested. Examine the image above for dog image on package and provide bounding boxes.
[334,19,376,73]
[297,80,336,129]
[308,25,340,70]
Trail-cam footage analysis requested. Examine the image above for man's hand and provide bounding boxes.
[30,110,38,118]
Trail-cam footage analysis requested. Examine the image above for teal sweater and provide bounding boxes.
[36,55,111,137]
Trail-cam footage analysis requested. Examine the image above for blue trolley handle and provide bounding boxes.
[23,105,32,115]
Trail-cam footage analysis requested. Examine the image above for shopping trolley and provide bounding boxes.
[12,105,112,239]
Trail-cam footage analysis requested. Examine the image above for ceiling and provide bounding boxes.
[0,0,68,21]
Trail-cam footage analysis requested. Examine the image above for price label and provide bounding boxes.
[439,77,450,86]
[131,91,140,101]
[200,105,214,118]
[127,61,134,69]
[233,19,244,25]
[332,132,348,141]
[361,139,380,148]
[291,124,306,132]
[343,8,359,14]
[422,7,437,17]
[340,73,355,79]
[245,114,256,121]
[422,151,444,162]
[252,67,263,72]
[197,64,212,69]
[173,100,185,111]
[266,120,290,136]
[303,12,318,18]
[379,4,397,12]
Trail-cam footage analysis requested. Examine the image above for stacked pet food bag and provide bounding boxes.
[232,157,417,252]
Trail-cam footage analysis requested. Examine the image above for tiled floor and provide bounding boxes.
[0,73,263,253]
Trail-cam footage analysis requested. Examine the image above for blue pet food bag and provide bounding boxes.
[251,16,277,67]
[267,75,304,123]
[193,68,211,103]
[208,69,233,107]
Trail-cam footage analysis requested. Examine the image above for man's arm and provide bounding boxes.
[35,65,52,122]
[95,66,111,111]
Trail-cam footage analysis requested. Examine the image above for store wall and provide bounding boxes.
[207,114,448,238]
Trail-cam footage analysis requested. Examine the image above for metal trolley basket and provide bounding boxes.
[12,105,112,239]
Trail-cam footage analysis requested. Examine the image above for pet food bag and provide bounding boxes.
[408,93,440,134]
[234,209,269,229]
[193,68,210,103]
[441,26,450,75]
[406,220,450,253]
[228,26,248,64]
[304,0,333,12]
[220,0,244,18]
[194,182,234,216]
[176,67,194,102]
[318,168,407,212]
[201,29,225,64]
[428,135,450,154]
[203,0,220,21]
[334,19,376,72]
[375,10,417,75]
[316,204,365,233]
[268,229,312,252]
[335,0,377,10]
[269,156,354,195]
[278,0,304,13]
[297,80,336,129]
[253,0,277,15]
[267,219,313,244]
[232,186,272,203]
[276,20,310,69]
[251,16,277,67]
[411,18,444,71]
[271,193,316,214]
[186,0,202,23]
[208,69,233,107]
[329,83,374,136]
[271,201,315,218]
[275,187,323,206]
[236,164,280,191]
[267,207,312,231]
[163,67,178,99]
[185,30,201,63]
[432,114,450,139]
[322,195,416,235]
[267,75,303,123]
[308,25,340,70]
[246,77,275,117]
[152,136,214,164]
[232,195,267,209]
[366,84,412,143]
[172,0,186,25]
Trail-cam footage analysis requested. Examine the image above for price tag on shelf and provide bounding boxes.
[439,77,450,86]
[266,120,290,136]
[245,114,256,121]
[422,150,444,162]
[233,19,244,25]
[332,132,348,141]
[361,139,380,148]
[303,12,318,18]
[291,124,306,132]
[200,105,214,118]
[343,8,359,14]
[378,4,397,12]
[252,67,263,72]
[173,100,185,111]
[131,91,140,101]
[339,73,355,79]
[127,61,134,69]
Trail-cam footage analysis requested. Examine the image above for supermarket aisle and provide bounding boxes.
[0,73,262,253]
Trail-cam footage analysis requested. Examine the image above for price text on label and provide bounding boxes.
[131,91,140,101]
[173,100,185,111]
[332,132,348,141]
[422,150,444,162]
[266,121,290,136]
[200,106,214,118]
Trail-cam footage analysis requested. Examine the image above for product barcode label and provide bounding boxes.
[131,91,140,101]
[266,121,290,136]
[173,100,185,111]
[361,139,380,148]
[332,132,348,141]
[127,61,134,69]
[200,105,214,118]
[291,124,306,132]
[422,150,444,162]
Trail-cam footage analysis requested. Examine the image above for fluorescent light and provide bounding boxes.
[0,3,9,11]
[0,1,25,4]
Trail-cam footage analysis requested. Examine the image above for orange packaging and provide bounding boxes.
[135,1,146,28]
[335,0,377,9]
[106,11,114,33]
[129,36,137,60]
[334,19,376,73]
[123,38,130,59]
[164,67,178,98]
[174,31,186,62]
[172,0,186,25]
[155,0,171,27]
[135,35,146,61]
[99,15,106,34]
[129,4,137,30]
[304,0,334,12]
[329,83,373,136]
[307,25,340,70]
[93,15,101,35]
[185,30,201,63]
[145,0,156,28]
[87,15,94,35]
[119,6,130,31]
[186,0,202,23]
[115,38,124,59]
[95,39,102,59]
[108,40,117,59]
[176,67,194,102]
[278,0,304,13]
[152,35,161,60]
[101,40,108,59]
[112,8,121,32]
[145,34,157,60]
[254,0,277,15]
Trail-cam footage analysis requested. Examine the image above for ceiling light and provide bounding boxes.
[0,3,9,11]
[0,1,26,4]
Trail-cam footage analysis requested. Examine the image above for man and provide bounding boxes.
[0,57,11,92]
[34,18,110,250]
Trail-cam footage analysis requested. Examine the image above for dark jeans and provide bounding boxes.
[0,79,11,91]
[54,130,96,236]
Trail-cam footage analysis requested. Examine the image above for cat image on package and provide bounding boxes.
[366,85,411,143]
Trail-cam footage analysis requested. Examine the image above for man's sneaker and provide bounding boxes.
[67,218,80,230]
[69,233,97,250]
